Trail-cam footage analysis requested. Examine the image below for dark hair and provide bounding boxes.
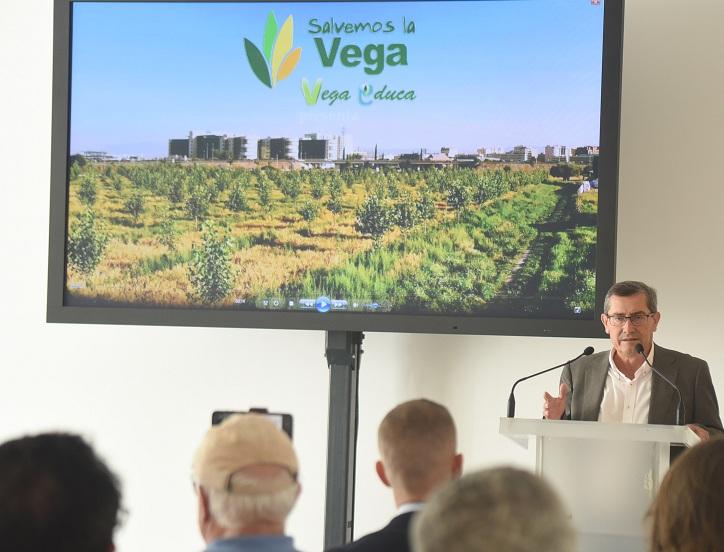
[0,433,122,552]
[604,280,658,314]
[648,438,724,552]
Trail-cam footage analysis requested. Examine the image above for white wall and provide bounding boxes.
[1,1,723,550]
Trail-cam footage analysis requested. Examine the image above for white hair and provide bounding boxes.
[411,467,576,552]
[206,470,299,530]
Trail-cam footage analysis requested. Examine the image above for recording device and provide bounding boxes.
[507,346,595,418]
[635,343,684,425]
[212,408,294,438]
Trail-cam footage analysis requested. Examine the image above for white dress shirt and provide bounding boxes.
[598,344,655,424]
[396,502,424,516]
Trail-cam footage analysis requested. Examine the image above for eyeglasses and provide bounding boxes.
[225,466,298,492]
[605,313,656,327]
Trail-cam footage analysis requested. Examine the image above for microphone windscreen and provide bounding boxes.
[583,346,594,356]
[635,343,645,354]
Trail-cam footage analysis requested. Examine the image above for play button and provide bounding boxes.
[315,296,331,313]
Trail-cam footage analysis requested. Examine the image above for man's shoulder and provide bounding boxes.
[206,535,301,552]
[569,346,709,370]
[326,513,413,552]
[570,350,609,372]
[655,345,709,371]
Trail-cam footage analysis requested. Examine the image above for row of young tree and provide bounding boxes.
[71,162,548,232]
[72,162,360,226]
[354,167,549,246]
[71,161,548,239]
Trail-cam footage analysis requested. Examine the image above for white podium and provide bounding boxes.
[499,418,699,552]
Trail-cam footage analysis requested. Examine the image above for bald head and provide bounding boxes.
[378,399,459,500]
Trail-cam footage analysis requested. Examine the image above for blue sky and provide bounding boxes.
[70,1,605,158]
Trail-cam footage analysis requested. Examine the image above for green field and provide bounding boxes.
[65,160,597,315]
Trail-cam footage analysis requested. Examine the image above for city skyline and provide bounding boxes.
[75,129,599,163]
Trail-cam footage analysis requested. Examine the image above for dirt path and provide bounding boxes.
[487,184,579,309]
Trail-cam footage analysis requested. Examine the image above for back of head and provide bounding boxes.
[378,399,457,498]
[0,433,121,552]
[411,467,576,552]
[193,414,300,533]
[648,437,724,552]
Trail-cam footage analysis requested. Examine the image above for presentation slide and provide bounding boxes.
[65,1,604,319]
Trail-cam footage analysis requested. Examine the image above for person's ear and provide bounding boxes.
[376,460,391,487]
[601,313,610,334]
[452,453,463,479]
[652,311,661,331]
[294,482,302,502]
[198,486,211,525]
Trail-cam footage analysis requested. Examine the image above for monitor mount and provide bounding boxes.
[324,330,364,548]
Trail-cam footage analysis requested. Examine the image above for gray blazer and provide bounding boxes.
[561,344,723,434]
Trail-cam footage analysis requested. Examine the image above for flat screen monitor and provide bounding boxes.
[48,0,623,336]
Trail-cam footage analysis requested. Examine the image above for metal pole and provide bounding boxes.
[323,330,364,549]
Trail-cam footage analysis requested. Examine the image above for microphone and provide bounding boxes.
[635,343,684,425]
[507,346,594,418]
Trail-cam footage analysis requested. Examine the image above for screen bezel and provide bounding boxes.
[47,0,623,337]
[211,410,294,439]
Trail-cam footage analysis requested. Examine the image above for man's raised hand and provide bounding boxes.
[543,383,569,420]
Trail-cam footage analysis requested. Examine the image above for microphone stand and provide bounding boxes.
[636,344,685,425]
[507,347,594,418]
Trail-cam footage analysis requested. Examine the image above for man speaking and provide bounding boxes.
[544,281,722,438]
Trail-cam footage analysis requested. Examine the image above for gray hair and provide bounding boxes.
[411,467,576,552]
[207,470,299,530]
[604,280,658,314]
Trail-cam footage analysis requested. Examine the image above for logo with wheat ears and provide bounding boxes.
[244,12,301,88]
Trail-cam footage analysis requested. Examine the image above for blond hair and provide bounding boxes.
[378,399,457,496]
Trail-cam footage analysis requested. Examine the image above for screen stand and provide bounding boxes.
[324,330,364,549]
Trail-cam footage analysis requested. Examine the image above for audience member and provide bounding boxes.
[648,437,724,552]
[411,466,575,552]
[0,432,122,552]
[328,398,462,552]
[192,414,302,552]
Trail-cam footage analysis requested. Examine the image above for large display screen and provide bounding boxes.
[48,0,622,336]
